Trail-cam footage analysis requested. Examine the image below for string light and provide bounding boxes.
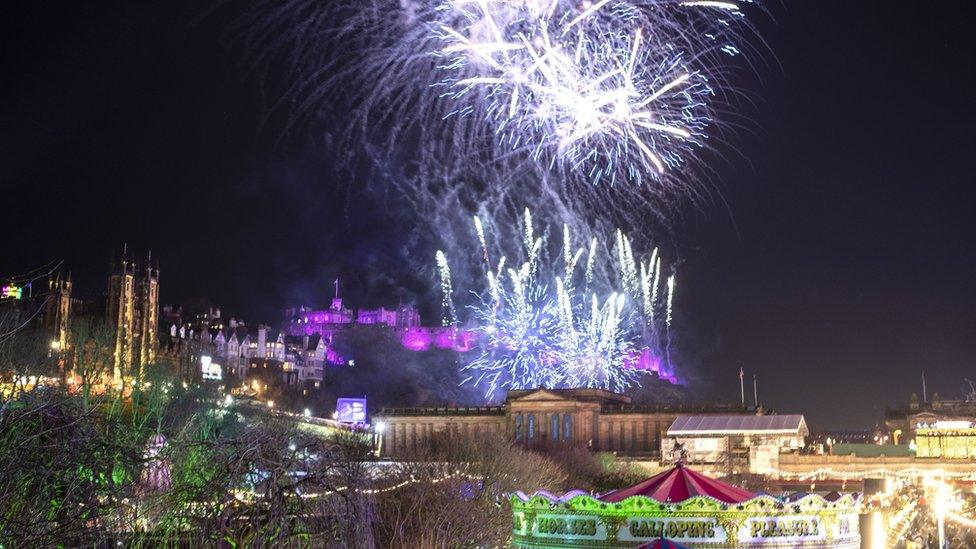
[229,471,488,501]
[770,467,976,481]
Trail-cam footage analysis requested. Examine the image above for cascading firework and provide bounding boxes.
[242,0,762,229]
[439,208,677,399]
[435,0,723,185]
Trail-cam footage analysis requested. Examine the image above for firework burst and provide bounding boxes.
[444,208,676,399]
[435,0,718,186]
[240,0,763,232]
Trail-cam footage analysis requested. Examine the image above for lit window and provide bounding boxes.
[527,414,535,441]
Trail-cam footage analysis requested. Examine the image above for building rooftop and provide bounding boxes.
[603,402,753,415]
[507,388,632,405]
[376,405,506,417]
[667,414,808,436]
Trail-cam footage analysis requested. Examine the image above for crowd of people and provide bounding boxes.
[893,483,976,548]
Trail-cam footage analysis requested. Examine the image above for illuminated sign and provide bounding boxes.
[336,398,367,423]
[532,514,603,540]
[512,494,862,548]
[741,516,824,542]
[201,355,222,381]
[620,518,726,543]
[1,285,22,299]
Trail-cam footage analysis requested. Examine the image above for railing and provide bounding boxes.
[601,403,753,414]
[377,406,506,417]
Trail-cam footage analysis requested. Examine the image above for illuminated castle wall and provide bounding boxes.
[284,298,476,353]
[623,347,677,383]
[282,297,672,381]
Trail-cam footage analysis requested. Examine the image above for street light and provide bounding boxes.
[303,408,311,418]
[267,400,275,409]
[50,340,60,351]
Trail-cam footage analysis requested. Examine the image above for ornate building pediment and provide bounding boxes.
[508,389,577,403]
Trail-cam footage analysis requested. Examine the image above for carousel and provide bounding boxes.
[511,463,861,548]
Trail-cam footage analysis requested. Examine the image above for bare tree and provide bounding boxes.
[69,319,116,412]
[373,431,566,548]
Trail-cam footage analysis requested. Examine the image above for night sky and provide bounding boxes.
[2,2,975,429]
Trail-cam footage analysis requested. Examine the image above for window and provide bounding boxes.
[563,414,572,442]
[515,413,523,443]
[528,413,536,441]
[551,414,560,442]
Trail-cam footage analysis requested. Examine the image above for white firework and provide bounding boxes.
[443,208,677,399]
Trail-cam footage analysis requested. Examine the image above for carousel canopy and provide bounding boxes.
[600,464,755,504]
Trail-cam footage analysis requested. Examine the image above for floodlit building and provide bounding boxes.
[284,297,476,353]
[44,274,74,354]
[106,252,159,377]
[914,419,976,459]
[375,388,757,459]
[886,392,976,457]
[165,323,335,388]
[663,414,809,474]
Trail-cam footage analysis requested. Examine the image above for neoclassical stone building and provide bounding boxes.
[376,388,754,458]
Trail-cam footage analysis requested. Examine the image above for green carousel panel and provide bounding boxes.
[511,466,861,548]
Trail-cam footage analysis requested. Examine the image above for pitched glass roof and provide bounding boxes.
[667,414,808,435]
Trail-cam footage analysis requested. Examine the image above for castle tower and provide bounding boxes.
[135,261,159,370]
[45,273,73,355]
[107,253,137,378]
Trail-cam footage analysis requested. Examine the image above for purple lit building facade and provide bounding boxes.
[623,347,677,384]
[283,297,676,383]
[284,298,476,353]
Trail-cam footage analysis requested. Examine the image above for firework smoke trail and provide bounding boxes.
[241,0,765,240]
[441,208,676,399]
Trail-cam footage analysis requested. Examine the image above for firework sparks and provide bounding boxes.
[442,208,677,399]
[435,0,714,185]
[435,250,457,326]
[242,0,763,235]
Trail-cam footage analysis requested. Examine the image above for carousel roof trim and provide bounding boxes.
[598,464,756,504]
[510,489,862,512]
[667,414,808,436]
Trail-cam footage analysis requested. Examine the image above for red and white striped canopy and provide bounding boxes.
[599,463,754,504]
